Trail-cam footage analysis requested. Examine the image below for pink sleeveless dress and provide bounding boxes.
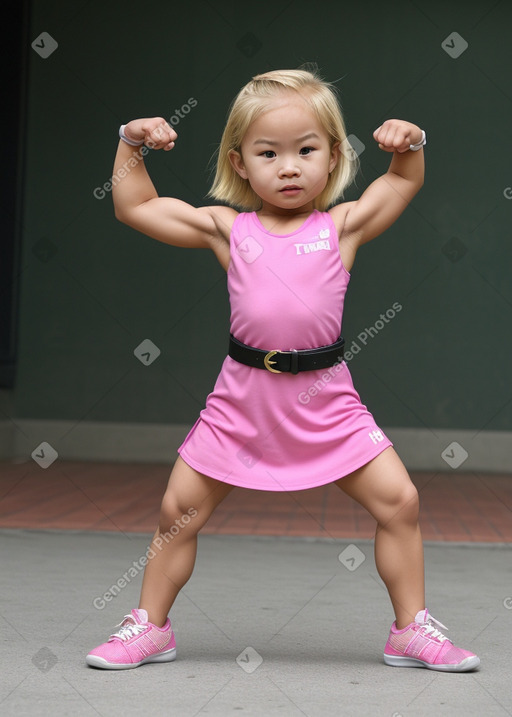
[177,209,392,490]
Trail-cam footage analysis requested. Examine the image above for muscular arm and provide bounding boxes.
[334,120,425,255]
[111,119,236,254]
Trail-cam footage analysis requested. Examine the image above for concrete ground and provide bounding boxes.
[0,529,510,717]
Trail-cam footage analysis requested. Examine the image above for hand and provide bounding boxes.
[373,120,423,153]
[124,117,177,151]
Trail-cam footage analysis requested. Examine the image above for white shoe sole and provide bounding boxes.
[383,653,480,672]
[86,647,177,670]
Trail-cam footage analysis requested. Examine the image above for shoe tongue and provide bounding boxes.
[414,609,429,625]
[131,608,149,624]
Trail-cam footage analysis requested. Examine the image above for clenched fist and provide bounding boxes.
[373,119,423,153]
[123,117,177,151]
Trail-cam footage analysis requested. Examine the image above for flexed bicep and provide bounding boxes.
[341,171,421,247]
[340,119,425,248]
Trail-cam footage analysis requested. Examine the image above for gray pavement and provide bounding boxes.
[0,529,510,717]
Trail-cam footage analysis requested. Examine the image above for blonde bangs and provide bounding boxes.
[208,68,359,211]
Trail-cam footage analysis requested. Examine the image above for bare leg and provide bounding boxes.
[335,447,425,629]
[139,456,234,627]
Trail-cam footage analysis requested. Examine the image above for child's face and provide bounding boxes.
[229,93,339,214]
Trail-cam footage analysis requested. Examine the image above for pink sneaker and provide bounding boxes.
[384,609,480,672]
[86,608,176,670]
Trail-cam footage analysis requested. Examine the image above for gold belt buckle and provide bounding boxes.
[264,349,282,373]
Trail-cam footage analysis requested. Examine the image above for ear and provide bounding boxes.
[228,149,248,179]
[329,142,340,174]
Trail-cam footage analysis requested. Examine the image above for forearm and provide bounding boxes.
[387,147,424,186]
[112,139,158,218]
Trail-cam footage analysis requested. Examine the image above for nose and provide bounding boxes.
[278,158,301,178]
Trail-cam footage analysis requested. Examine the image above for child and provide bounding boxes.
[86,69,480,672]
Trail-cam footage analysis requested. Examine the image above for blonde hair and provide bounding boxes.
[208,68,359,211]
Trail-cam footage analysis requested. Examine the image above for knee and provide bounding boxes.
[159,492,200,536]
[383,481,420,527]
[401,482,419,521]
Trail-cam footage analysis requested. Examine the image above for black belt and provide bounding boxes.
[228,334,345,374]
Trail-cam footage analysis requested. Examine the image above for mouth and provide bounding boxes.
[280,185,302,194]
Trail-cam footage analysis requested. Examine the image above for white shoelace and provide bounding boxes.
[419,614,450,643]
[110,615,147,642]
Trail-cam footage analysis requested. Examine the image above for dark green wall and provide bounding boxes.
[16,0,512,431]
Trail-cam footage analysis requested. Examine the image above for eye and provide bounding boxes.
[299,146,315,155]
[260,150,275,158]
